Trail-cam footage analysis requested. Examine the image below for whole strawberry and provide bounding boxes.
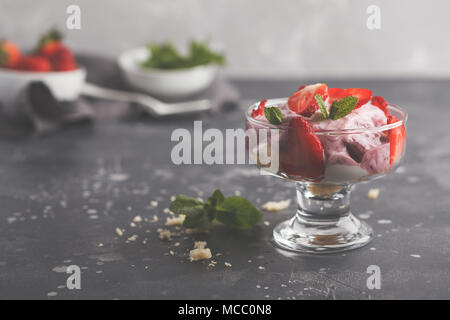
[17,55,51,72]
[51,46,77,71]
[35,29,77,71]
[35,29,63,57]
[0,40,21,68]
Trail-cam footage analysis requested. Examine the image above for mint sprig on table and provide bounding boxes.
[264,107,283,125]
[169,190,262,230]
[314,94,358,120]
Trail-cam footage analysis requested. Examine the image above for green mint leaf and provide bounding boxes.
[215,196,263,230]
[264,107,283,125]
[169,195,203,215]
[141,40,225,70]
[314,94,328,119]
[329,96,358,120]
[205,189,225,221]
[171,190,262,230]
[182,206,212,229]
[207,189,224,207]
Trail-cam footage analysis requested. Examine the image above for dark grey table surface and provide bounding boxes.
[0,61,449,299]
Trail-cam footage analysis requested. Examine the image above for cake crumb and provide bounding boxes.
[163,208,174,215]
[132,215,143,223]
[208,260,217,267]
[189,248,212,261]
[165,215,185,226]
[130,222,136,228]
[127,234,138,242]
[224,262,232,267]
[258,266,266,270]
[169,250,175,256]
[150,201,158,207]
[262,199,291,211]
[368,188,380,200]
[158,229,172,240]
[194,241,207,249]
[115,228,124,237]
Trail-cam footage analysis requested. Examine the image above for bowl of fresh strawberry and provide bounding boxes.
[246,83,407,254]
[0,29,86,107]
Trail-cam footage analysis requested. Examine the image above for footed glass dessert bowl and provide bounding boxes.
[245,84,407,253]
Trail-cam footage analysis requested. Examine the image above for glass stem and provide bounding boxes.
[295,182,353,221]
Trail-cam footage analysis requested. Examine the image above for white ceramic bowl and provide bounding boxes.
[118,47,218,98]
[0,67,86,107]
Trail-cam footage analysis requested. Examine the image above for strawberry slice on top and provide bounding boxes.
[343,88,372,108]
[371,95,389,116]
[288,83,328,117]
[251,99,267,118]
[387,115,406,166]
[280,117,325,180]
[327,88,346,104]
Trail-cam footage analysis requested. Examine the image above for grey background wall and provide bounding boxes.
[0,0,448,78]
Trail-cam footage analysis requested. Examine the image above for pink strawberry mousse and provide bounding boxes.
[310,102,389,181]
[252,100,390,182]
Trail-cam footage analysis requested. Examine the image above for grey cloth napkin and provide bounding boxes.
[1,81,93,133]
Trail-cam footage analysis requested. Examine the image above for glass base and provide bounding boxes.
[273,213,373,254]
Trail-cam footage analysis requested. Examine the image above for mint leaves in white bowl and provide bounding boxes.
[118,41,225,98]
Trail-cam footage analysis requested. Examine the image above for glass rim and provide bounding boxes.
[245,97,408,135]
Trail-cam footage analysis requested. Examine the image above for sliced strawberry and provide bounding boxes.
[17,55,51,72]
[0,41,21,68]
[327,88,346,104]
[288,83,328,117]
[371,96,388,116]
[387,115,406,166]
[343,88,372,108]
[280,117,325,180]
[251,99,267,118]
